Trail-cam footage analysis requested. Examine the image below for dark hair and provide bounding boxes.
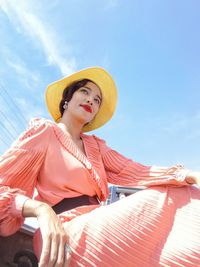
[59,79,93,117]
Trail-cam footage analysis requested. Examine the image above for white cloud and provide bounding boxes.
[0,0,76,76]
[7,60,38,82]
[0,45,42,93]
[8,58,40,90]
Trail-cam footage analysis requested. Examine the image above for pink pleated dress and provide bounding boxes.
[0,118,200,266]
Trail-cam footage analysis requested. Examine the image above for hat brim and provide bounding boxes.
[45,67,118,132]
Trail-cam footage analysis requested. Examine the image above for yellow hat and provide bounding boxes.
[45,67,118,132]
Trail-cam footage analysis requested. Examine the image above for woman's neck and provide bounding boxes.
[58,116,84,141]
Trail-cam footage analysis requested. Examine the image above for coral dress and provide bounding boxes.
[0,118,200,266]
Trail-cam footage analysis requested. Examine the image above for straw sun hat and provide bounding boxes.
[45,67,118,132]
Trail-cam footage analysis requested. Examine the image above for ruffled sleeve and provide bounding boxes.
[95,136,189,187]
[0,118,52,236]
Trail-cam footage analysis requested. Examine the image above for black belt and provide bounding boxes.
[52,195,99,214]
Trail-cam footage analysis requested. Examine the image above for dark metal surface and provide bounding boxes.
[0,225,37,267]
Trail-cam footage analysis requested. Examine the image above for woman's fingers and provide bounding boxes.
[52,231,68,267]
[35,204,69,266]
[38,236,51,267]
[49,233,60,267]
[38,228,68,267]
[186,171,200,186]
[56,237,66,267]
[63,243,72,267]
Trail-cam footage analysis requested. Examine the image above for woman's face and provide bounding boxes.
[67,81,102,124]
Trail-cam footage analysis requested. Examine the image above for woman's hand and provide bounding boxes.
[23,199,69,267]
[186,171,200,187]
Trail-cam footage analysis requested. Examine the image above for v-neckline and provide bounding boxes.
[56,124,87,157]
[51,121,108,201]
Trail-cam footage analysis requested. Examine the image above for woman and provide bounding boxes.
[0,67,200,267]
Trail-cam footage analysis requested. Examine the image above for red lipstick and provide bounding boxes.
[80,104,92,113]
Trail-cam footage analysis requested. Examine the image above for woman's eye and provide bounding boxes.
[80,88,88,94]
[94,98,100,105]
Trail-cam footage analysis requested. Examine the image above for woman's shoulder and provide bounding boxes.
[28,117,54,128]
[81,133,105,142]
[26,117,58,133]
[17,117,54,142]
[82,133,108,150]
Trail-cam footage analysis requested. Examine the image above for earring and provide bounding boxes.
[63,100,68,110]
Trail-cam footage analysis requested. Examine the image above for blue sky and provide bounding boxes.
[0,0,200,170]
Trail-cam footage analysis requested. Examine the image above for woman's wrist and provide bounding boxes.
[22,198,50,218]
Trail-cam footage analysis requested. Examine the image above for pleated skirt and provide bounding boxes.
[64,185,200,267]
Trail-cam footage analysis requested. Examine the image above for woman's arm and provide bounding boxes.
[95,136,194,187]
[0,118,51,235]
[0,118,69,266]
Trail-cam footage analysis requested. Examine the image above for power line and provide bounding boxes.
[0,83,29,151]
[0,135,11,148]
[0,109,20,136]
[0,119,17,141]
[0,83,28,128]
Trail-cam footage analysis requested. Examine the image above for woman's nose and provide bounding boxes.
[86,99,93,105]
